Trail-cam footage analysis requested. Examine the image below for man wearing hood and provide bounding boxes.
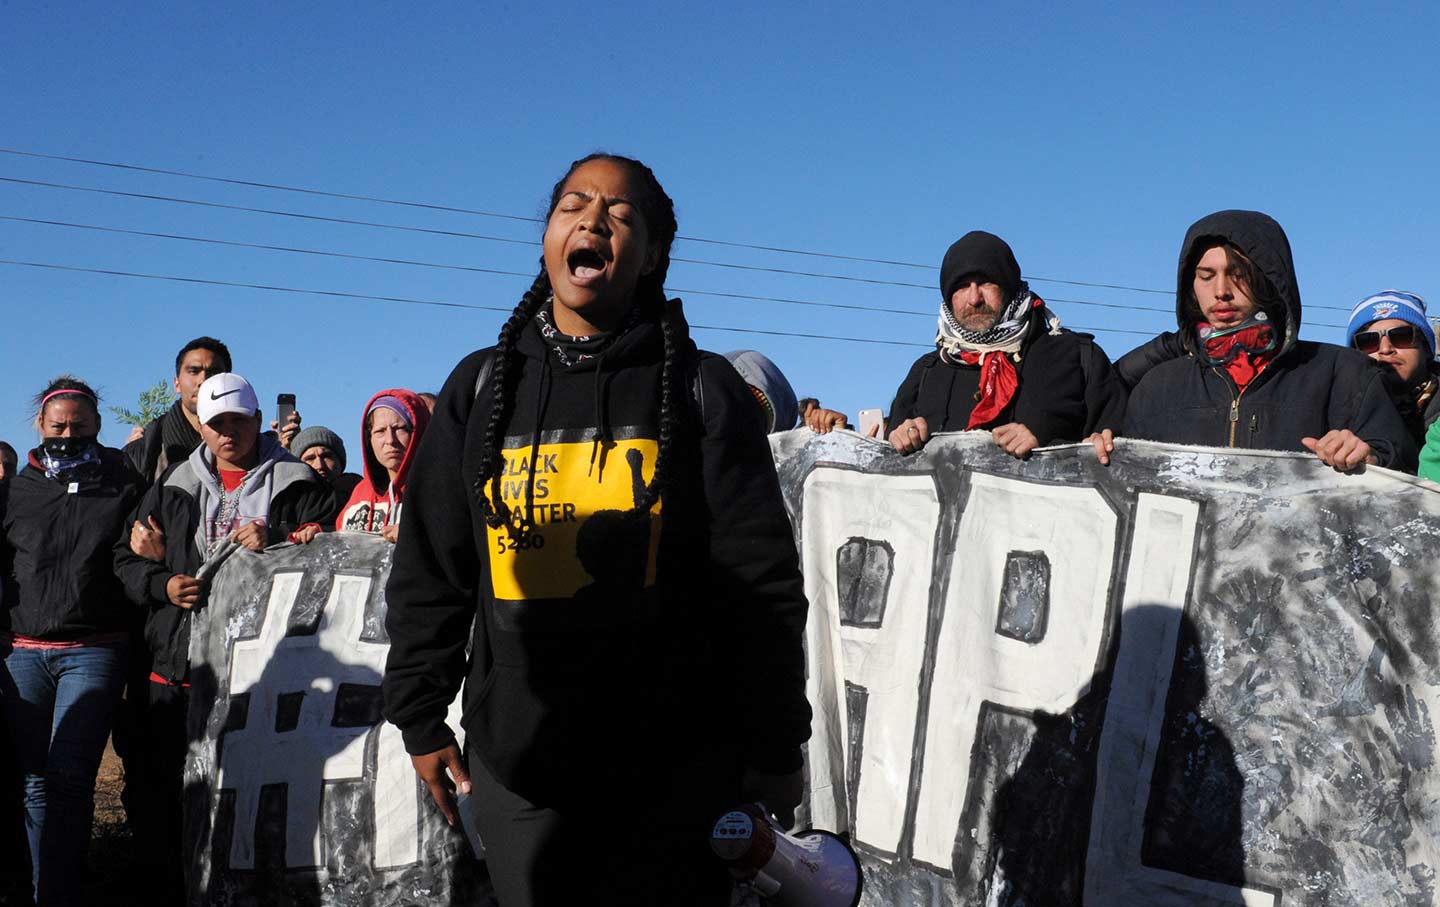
[338,389,430,541]
[1112,211,1416,471]
[723,350,799,433]
[112,372,330,900]
[887,231,1127,457]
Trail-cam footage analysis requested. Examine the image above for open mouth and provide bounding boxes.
[567,248,606,281]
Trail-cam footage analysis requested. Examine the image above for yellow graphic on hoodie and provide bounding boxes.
[486,437,662,601]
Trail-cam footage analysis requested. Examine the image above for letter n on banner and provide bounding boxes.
[801,467,939,852]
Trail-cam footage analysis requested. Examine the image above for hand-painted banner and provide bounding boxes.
[771,431,1440,907]
[184,532,489,907]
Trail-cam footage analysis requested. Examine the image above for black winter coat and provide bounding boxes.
[113,441,331,683]
[1,448,144,639]
[1122,210,1417,470]
[123,402,201,487]
[889,325,1127,443]
[1124,346,1416,468]
[381,298,811,809]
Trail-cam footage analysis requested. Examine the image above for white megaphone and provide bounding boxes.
[710,803,863,907]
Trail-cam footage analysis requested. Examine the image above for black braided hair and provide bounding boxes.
[32,375,101,424]
[471,153,681,541]
[472,271,552,531]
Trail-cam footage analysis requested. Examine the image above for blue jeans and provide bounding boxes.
[0,642,128,907]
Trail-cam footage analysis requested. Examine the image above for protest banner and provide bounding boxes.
[181,434,1438,906]
[184,532,484,907]
[774,431,1439,907]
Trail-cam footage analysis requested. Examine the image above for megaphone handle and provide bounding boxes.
[751,870,781,897]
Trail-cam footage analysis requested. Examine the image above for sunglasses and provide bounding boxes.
[1352,324,1419,354]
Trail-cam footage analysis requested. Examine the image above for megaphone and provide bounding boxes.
[710,804,863,907]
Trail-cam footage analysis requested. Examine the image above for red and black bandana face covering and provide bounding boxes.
[1196,314,1277,390]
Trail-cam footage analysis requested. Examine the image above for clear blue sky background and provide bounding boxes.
[3,2,1437,453]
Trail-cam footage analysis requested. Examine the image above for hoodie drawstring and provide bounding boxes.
[587,352,613,479]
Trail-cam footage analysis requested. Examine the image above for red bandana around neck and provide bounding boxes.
[957,351,1019,429]
[1198,321,1276,390]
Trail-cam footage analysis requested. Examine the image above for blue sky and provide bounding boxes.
[3,2,1438,453]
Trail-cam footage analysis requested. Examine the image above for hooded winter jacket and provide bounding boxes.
[1123,211,1416,470]
[889,319,1128,443]
[1,446,144,639]
[337,389,430,533]
[381,297,811,808]
[113,435,331,683]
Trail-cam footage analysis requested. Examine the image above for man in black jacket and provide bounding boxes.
[1109,211,1416,472]
[124,336,232,486]
[887,231,1127,457]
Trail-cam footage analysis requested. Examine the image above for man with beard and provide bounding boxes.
[887,231,1127,457]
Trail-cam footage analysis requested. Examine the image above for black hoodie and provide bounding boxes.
[381,298,810,807]
[1122,210,1417,470]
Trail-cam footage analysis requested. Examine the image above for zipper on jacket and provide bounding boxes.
[1214,367,1250,448]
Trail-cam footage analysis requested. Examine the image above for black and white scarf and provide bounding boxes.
[935,286,1058,363]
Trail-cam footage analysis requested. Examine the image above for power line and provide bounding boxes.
[0,147,1180,296]
[0,173,1363,316]
[0,175,943,290]
[0,257,1163,342]
[0,213,1187,321]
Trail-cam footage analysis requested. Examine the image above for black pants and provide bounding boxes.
[468,749,738,907]
[132,681,188,905]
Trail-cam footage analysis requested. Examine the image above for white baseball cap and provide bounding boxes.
[197,373,260,426]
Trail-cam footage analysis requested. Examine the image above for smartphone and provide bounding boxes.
[857,408,885,439]
[275,393,297,427]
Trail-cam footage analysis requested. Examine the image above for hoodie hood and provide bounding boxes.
[358,388,429,498]
[1176,210,1301,357]
[723,350,798,432]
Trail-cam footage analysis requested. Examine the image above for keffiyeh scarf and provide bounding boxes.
[935,288,1058,429]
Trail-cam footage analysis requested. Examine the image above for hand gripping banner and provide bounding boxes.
[184,533,486,906]
[771,431,1439,907]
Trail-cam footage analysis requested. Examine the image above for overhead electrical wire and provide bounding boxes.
[0,146,1182,295]
[0,213,1195,321]
[0,149,1360,321]
[0,258,1164,342]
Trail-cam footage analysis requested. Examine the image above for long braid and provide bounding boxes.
[632,287,679,517]
[472,270,551,529]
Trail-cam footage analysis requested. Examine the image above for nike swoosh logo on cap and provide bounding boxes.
[210,389,243,400]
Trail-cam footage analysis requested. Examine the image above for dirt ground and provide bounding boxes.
[86,743,140,906]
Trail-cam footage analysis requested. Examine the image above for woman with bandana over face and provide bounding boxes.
[0,377,144,906]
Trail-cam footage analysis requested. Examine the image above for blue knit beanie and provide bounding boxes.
[1347,290,1434,358]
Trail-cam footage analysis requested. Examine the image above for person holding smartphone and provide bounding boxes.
[381,153,811,907]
